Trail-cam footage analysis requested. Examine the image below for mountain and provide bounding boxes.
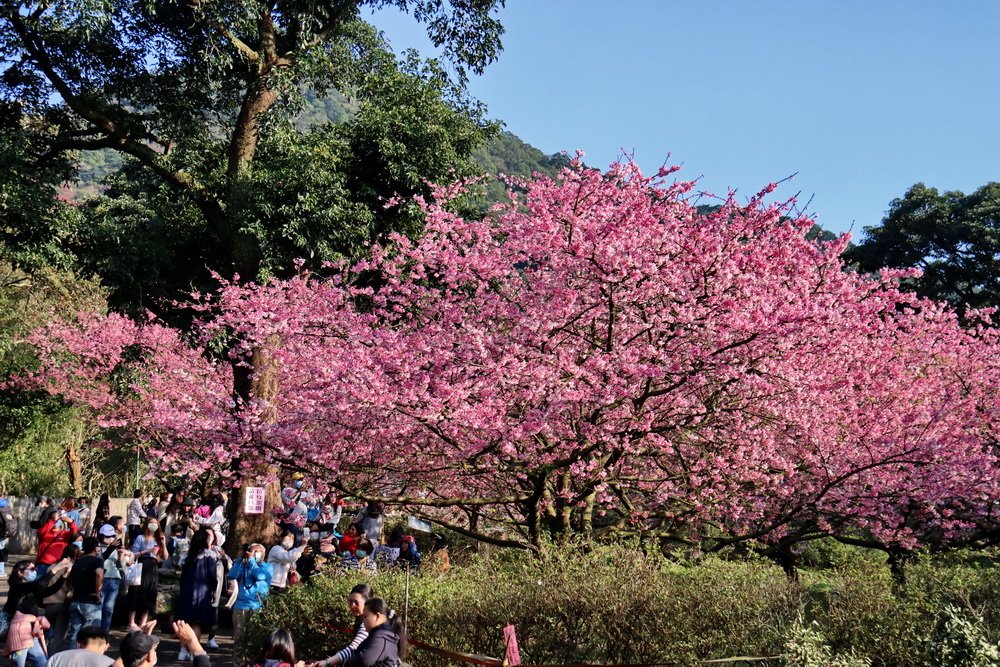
[68,92,570,203]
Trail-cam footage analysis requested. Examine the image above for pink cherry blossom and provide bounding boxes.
[21,159,1000,552]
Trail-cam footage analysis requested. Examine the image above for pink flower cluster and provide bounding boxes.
[23,159,1000,549]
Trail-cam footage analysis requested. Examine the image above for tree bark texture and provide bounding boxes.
[226,336,283,556]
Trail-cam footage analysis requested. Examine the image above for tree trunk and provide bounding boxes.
[580,490,596,537]
[772,544,799,581]
[558,471,573,543]
[888,548,910,589]
[225,336,283,557]
[64,421,84,496]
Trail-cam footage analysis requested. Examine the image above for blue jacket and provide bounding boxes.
[228,557,273,611]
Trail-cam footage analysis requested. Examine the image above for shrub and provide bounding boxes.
[251,544,800,666]
[925,605,1000,667]
[248,545,1000,667]
[783,618,870,667]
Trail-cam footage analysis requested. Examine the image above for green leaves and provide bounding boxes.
[845,182,1000,313]
[1,0,506,314]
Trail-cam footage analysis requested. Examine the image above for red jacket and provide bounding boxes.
[35,518,78,565]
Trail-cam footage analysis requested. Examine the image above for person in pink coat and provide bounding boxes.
[4,594,50,667]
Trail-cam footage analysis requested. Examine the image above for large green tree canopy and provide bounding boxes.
[845,182,1000,312]
[0,0,504,312]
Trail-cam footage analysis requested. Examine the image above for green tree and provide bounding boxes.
[0,0,504,308]
[0,247,128,495]
[844,183,1000,312]
[1,0,506,548]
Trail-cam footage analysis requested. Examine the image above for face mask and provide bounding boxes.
[148,523,158,531]
[294,480,303,489]
[320,532,330,539]
[24,570,38,583]
[282,538,294,549]
[309,532,319,541]
[253,551,264,563]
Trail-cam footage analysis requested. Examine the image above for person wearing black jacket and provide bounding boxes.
[341,598,404,667]
[4,560,67,617]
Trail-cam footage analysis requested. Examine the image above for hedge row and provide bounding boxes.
[249,543,1000,666]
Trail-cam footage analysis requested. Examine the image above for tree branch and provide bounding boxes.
[410,510,534,551]
[9,11,224,218]
[214,23,260,63]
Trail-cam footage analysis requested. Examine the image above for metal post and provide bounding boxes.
[404,562,410,633]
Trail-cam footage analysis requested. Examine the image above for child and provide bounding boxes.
[4,595,49,667]
[169,523,190,569]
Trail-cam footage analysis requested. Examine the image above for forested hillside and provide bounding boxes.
[68,92,569,202]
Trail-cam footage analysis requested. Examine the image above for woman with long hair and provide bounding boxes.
[4,561,65,620]
[252,629,297,667]
[126,516,166,631]
[92,494,111,537]
[174,529,219,660]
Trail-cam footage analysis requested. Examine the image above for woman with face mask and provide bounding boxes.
[40,544,80,653]
[279,474,310,545]
[98,518,126,632]
[228,543,272,667]
[3,561,67,626]
[126,517,167,632]
[267,530,310,591]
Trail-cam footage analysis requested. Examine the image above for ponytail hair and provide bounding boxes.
[364,598,407,660]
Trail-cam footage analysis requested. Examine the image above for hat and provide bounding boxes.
[291,471,305,481]
[120,632,160,667]
[99,524,117,538]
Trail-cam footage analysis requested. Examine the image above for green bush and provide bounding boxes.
[252,544,800,666]
[248,545,1000,667]
[926,605,1000,667]
[783,618,870,667]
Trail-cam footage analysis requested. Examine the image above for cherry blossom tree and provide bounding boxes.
[22,160,1000,554]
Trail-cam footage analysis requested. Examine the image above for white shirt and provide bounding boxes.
[195,506,226,547]
[126,499,146,526]
[48,650,114,667]
[267,543,306,588]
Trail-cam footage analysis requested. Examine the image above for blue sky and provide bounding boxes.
[368,1,1000,237]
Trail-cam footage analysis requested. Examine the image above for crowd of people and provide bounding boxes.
[0,476,441,667]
